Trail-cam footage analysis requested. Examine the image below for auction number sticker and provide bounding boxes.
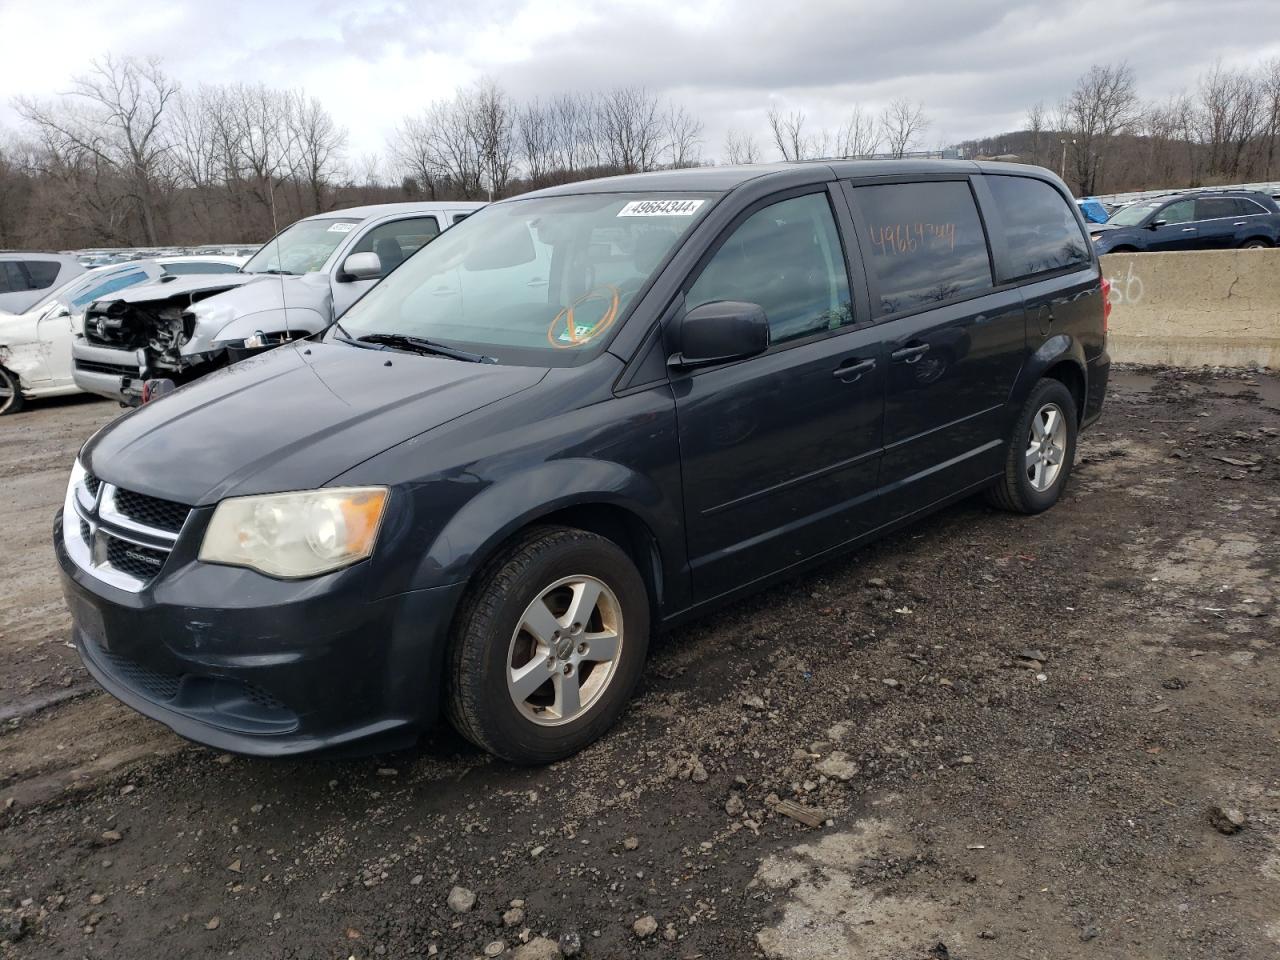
[327,222,357,233]
[617,199,705,217]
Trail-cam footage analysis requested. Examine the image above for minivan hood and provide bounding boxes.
[82,341,548,505]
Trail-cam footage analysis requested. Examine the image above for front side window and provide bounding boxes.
[1158,200,1195,225]
[987,176,1090,280]
[687,192,853,346]
[334,192,715,365]
[348,217,441,277]
[241,218,362,275]
[852,180,993,315]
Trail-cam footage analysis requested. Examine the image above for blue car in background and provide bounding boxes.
[1089,190,1280,254]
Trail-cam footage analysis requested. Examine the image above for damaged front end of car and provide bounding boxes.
[71,274,297,404]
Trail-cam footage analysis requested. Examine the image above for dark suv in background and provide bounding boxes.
[1090,189,1280,254]
[58,160,1109,764]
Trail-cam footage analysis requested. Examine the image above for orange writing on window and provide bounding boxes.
[868,222,957,256]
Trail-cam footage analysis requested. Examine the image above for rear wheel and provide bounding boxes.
[0,367,24,416]
[1241,238,1270,250]
[986,379,1078,514]
[445,526,650,764]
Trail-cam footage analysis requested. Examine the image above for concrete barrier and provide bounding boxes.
[1100,249,1280,369]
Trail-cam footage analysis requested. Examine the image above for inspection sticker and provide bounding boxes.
[327,222,357,233]
[617,199,705,217]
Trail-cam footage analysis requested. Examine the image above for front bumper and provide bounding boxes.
[56,508,465,757]
[71,341,146,403]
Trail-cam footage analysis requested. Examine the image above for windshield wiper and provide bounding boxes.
[354,332,496,364]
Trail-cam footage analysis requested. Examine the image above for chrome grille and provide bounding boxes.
[63,463,189,593]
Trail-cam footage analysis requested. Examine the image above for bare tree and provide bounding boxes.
[518,98,557,184]
[15,55,177,244]
[880,98,930,159]
[1060,62,1139,194]
[664,104,704,168]
[1024,101,1047,166]
[598,87,664,173]
[287,91,347,213]
[1261,58,1280,180]
[468,79,516,198]
[1195,61,1264,180]
[767,106,810,161]
[835,105,880,157]
[723,128,762,164]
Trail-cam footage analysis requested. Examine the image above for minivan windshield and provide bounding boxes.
[333,192,716,365]
[241,218,362,275]
[1106,201,1161,227]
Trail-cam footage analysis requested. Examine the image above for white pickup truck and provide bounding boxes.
[71,201,482,405]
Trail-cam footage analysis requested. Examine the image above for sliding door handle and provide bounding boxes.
[891,343,931,364]
[832,357,876,382]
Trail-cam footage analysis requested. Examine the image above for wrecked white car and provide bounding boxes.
[71,202,481,404]
[0,257,248,415]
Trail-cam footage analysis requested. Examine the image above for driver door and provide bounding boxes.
[1146,199,1199,251]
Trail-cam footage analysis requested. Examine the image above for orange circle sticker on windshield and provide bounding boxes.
[547,286,622,349]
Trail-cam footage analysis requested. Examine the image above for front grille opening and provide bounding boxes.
[83,473,101,498]
[78,518,91,545]
[76,359,140,377]
[112,488,191,533]
[103,533,168,580]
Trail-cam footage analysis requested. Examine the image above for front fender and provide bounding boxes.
[208,308,328,348]
[414,458,684,603]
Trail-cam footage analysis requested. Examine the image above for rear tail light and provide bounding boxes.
[1100,277,1112,334]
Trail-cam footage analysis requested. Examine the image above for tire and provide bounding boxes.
[1241,239,1270,250]
[986,379,1078,514]
[445,525,651,764]
[0,367,25,416]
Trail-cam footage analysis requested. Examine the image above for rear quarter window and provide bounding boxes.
[986,176,1090,281]
[24,260,63,289]
[850,180,993,315]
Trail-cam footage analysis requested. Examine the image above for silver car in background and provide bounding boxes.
[71,202,481,404]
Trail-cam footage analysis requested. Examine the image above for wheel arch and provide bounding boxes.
[1011,334,1089,426]
[415,459,686,618]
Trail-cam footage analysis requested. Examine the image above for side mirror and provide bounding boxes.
[669,301,770,370]
[340,252,382,281]
[1147,219,1167,230]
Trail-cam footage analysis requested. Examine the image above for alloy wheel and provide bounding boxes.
[1026,402,1067,492]
[506,575,623,726]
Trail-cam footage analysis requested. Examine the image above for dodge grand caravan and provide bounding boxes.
[57,161,1110,764]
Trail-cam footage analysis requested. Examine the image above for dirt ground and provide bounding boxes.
[1,369,1277,960]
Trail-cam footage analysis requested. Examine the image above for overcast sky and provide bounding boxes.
[3,0,1279,170]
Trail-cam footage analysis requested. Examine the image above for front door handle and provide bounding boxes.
[1181,227,1196,233]
[891,343,931,364]
[832,357,876,382]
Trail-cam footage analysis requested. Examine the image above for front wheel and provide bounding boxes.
[445,526,650,764]
[0,367,25,416]
[986,379,1078,514]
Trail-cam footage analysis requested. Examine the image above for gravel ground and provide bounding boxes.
[1,369,1277,960]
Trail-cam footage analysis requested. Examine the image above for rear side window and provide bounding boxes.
[1195,197,1239,221]
[25,260,62,289]
[851,181,992,315]
[0,262,26,293]
[687,192,854,346]
[986,176,1090,281]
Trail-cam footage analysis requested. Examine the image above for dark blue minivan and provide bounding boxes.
[57,161,1110,763]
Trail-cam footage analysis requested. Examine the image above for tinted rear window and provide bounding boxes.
[1195,197,1239,220]
[851,180,993,315]
[986,176,1090,280]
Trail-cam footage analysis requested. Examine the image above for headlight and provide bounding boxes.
[199,487,388,578]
